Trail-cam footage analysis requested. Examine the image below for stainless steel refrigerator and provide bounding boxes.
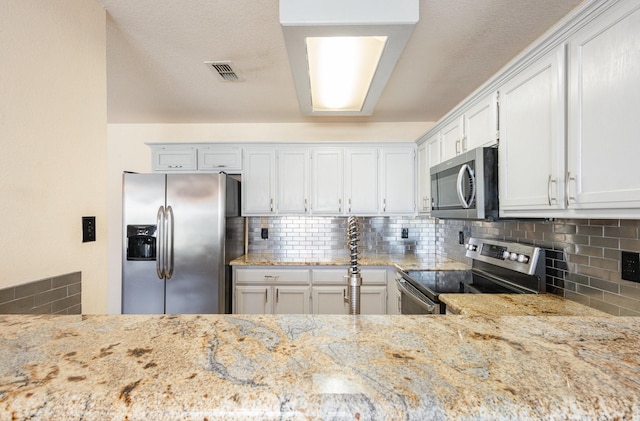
[122,173,243,314]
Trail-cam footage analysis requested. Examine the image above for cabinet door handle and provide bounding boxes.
[304,198,308,213]
[276,288,279,303]
[270,198,274,212]
[383,198,386,212]
[455,139,461,155]
[461,136,467,152]
[565,172,576,207]
[338,198,342,213]
[265,288,268,303]
[547,175,558,206]
[348,198,352,213]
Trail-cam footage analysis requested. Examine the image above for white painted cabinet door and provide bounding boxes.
[380,147,415,214]
[440,116,464,162]
[242,148,276,215]
[567,0,640,213]
[360,286,387,315]
[464,92,498,151]
[198,146,242,172]
[417,142,430,214]
[273,285,310,314]
[345,148,378,215]
[311,148,344,214]
[311,286,348,314]
[151,146,197,172]
[498,45,565,216]
[277,148,309,214]
[235,285,272,314]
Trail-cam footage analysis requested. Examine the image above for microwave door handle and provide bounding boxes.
[456,164,476,209]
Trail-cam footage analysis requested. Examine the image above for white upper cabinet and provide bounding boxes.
[198,146,242,172]
[417,142,430,214]
[242,148,276,215]
[566,0,640,215]
[277,148,309,214]
[310,148,344,214]
[380,146,415,214]
[345,148,379,215]
[440,116,464,162]
[499,45,566,216]
[151,146,197,172]
[464,92,498,151]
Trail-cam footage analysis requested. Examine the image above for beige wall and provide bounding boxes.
[106,122,432,313]
[0,1,108,312]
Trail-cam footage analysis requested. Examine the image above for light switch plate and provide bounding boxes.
[621,251,640,282]
[82,216,96,243]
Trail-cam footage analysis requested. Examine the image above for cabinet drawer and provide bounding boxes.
[312,268,386,285]
[235,268,310,284]
[199,147,242,171]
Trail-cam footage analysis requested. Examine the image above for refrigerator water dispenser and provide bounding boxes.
[126,225,156,261]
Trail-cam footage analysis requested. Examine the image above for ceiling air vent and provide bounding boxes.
[205,61,243,82]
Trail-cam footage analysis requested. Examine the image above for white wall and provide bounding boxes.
[0,1,108,312]
[106,122,432,313]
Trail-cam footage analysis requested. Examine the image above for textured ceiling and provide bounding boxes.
[97,0,584,124]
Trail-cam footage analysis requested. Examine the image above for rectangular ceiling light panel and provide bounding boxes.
[306,36,387,111]
[280,0,418,116]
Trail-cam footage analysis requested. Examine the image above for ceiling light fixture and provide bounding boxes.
[280,0,419,116]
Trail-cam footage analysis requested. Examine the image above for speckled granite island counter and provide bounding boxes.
[2,314,639,420]
[439,294,611,317]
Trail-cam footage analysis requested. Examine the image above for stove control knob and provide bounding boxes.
[509,252,518,261]
[502,251,510,259]
[517,254,529,263]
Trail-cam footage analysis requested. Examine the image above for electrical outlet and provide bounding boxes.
[261,228,269,240]
[401,228,409,239]
[621,251,640,282]
[82,216,96,242]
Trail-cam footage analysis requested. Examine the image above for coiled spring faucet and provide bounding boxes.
[346,215,362,314]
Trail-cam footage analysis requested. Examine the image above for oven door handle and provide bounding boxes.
[396,278,436,313]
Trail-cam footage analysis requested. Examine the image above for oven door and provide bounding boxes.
[396,278,438,315]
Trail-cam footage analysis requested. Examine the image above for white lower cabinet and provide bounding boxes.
[359,286,387,315]
[234,266,389,315]
[233,268,310,314]
[235,285,272,314]
[311,286,348,314]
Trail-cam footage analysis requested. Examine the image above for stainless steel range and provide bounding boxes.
[396,238,546,314]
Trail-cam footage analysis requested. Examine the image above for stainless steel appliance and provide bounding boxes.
[122,173,243,314]
[430,146,498,220]
[396,238,545,314]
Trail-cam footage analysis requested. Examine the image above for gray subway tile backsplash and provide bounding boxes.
[248,215,640,316]
[0,272,81,314]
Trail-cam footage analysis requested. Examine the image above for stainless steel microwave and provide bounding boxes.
[430,146,498,220]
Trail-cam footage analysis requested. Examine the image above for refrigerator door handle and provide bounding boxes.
[156,206,165,279]
[165,205,175,280]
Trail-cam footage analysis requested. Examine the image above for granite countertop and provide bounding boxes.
[439,293,611,317]
[2,314,639,420]
[230,253,470,272]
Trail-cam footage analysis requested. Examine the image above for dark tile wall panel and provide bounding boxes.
[0,272,81,314]
[436,218,640,316]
